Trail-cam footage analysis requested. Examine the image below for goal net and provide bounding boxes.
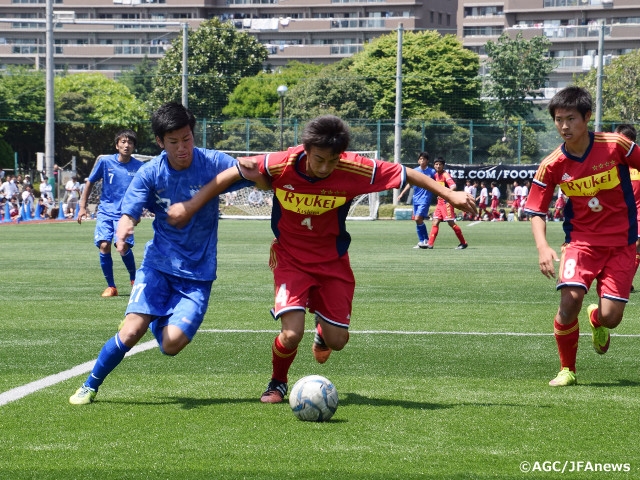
[220,150,380,221]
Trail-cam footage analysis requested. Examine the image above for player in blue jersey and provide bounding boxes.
[78,130,145,297]
[399,151,436,248]
[69,102,259,405]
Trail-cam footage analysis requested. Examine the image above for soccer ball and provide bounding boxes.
[289,375,339,422]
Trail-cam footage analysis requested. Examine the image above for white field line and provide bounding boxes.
[3,329,640,407]
[0,340,157,407]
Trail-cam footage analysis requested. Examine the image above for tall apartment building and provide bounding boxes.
[457,0,640,98]
[0,0,458,75]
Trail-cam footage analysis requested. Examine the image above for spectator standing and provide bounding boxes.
[490,181,501,220]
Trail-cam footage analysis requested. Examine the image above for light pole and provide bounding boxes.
[277,85,288,150]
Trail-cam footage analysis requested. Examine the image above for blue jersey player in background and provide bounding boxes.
[78,130,145,297]
[399,151,436,248]
[69,102,260,405]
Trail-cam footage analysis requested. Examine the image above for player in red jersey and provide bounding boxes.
[524,87,640,387]
[425,157,468,249]
[165,115,477,403]
[615,124,639,292]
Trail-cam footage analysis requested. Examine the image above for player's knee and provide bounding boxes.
[161,339,187,356]
[280,329,304,349]
[325,331,349,351]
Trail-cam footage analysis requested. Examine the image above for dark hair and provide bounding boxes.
[418,151,430,161]
[301,115,350,154]
[615,123,637,143]
[114,129,137,147]
[151,102,196,141]
[548,86,592,120]
[434,156,445,165]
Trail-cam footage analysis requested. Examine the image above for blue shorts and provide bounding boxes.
[94,216,134,248]
[125,265,213,341]
[413,202,430,219]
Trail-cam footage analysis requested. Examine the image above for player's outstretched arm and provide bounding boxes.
[531,215,558,279]
[406,169,476,215]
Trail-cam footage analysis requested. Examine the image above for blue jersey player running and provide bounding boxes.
[69,102,259,405]
[399,151,436,248]
[78,130,145,297]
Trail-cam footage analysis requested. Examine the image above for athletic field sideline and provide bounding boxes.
[2,219,639,479]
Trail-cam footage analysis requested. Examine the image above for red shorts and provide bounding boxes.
[557,242,635,301]
[512,198,521,210]
[433,202,456,221]
[269,239,354,328]
[491,197,499,210]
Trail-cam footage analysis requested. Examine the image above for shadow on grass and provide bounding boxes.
[583,378,640,388]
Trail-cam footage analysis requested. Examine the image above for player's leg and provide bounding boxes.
[261,310,306,403]
[413,203,429,248]
[119,242,137,285]
[588,243,635,354]
[69,312,152,405]
[310,258,354,364]
[446,205,467,249]
[96,219,118,296]
[632,238,640,292]
[426,214,442,248]
[548,286,584,387]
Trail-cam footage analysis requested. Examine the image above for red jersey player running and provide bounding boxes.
[166,115,477,403]
[424,157,468,249]
[524,86,640,387]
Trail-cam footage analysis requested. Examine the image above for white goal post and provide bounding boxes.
[219,150,380,221]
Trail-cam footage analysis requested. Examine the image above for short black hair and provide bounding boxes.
[615,123,637,143]
[115,129,137,147]
[548,86,592,120]
[151,102,196,141]
[418,151,429,161]
[302,115,350,155]
[433,156,445,165]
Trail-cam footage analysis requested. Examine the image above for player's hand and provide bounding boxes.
[448,191,477,216]
[537,246,559,279]
[77,206,86,224]
[167,201,194,229]
[115,215,136,253]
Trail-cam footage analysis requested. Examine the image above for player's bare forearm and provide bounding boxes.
[166,166,244,228]
[115,214,137,253]
[531,215,558,278]
[406,169,476,214]
[77,181,92,224]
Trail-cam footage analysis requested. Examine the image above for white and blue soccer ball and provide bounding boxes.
[289,375,339,422]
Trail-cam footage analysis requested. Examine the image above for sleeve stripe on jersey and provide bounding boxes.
[532,178,546,189]
[335,157,376,181]
[533,148,562,183]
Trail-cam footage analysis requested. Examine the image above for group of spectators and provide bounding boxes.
[0,166,84,222]
[461,179,532,222]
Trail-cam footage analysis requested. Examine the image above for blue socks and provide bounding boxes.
[417,223,428,243]
[121,248,137,282]
[99,252,115,288]
[85,333,131,391]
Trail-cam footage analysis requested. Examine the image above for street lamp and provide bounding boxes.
[277,85,288,150]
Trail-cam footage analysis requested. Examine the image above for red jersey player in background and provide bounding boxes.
[615,123,639,292]
[166,115,477,403]
[524,86,640,387]
[425,157,468,249]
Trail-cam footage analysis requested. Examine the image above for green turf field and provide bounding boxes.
[1,218,639,479]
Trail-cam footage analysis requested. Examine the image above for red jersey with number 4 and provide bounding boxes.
[248,145,406,264]
[434,170,456,205]
[525,132,640,246]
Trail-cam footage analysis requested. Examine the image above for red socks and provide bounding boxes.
[271,335,297,383]
[554,318,579,373]
[452,224,466,245]
[427,225,439,246]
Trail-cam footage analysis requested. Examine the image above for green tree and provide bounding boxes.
[223,61,323,118]
[350,31,482,120]
[574,49,640,124]
[150,18,268,120]
[119,56,157,106]
[285,59,374,120]
[0,66,46,168]
[483,33,557,128]
[55,73,147,176]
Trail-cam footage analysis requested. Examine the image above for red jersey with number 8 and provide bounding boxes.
[525,132,640,247]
